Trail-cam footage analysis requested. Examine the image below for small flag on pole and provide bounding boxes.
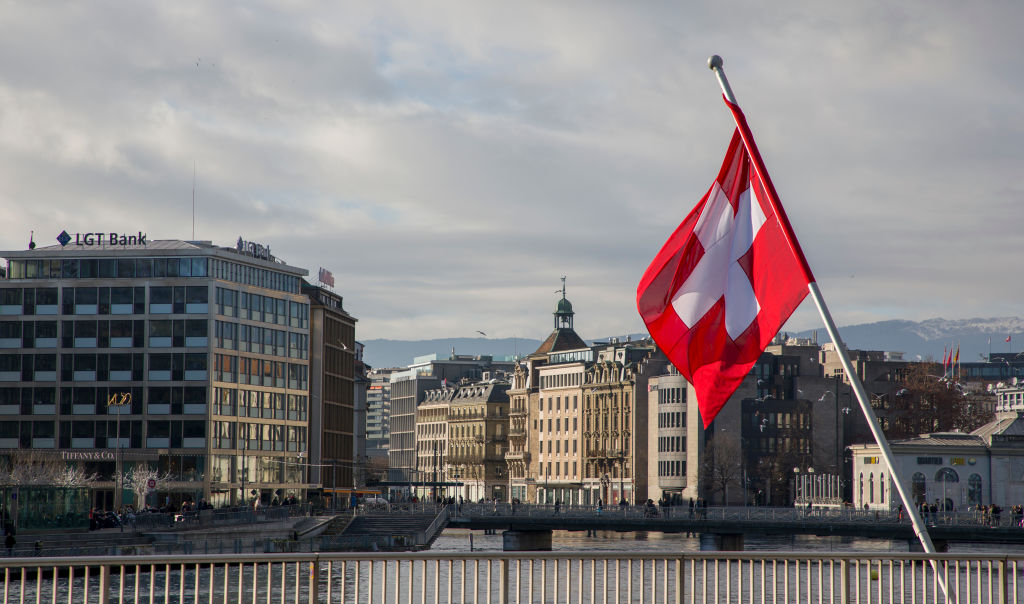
[1008,335,1013,343]
[637,101,811,428]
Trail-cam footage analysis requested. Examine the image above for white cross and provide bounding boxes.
[671,181,768,340]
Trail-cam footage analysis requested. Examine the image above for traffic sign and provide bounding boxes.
[146,478,157,489]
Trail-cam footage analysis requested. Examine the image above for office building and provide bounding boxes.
[304,283,357,495]
[1,235,312,508]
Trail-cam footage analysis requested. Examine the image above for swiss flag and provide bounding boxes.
[638,101,811,427]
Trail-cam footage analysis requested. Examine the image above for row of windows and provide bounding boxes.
[0,385,207,415]
[658,387,685,404]
[658,435,684,453]
[540,461,577,477]
[212,387,309,422]
[750,412,810,430]
[539,373,582,389]
[0,419,207,449]
[211,421,308,452]
[209,454,307,485]
[0,352,209,382]
[0,286,209,316]
[584,412,628,432]
[658,411,684,428]
[214,321,308,358]
[5,257,209,281]
[215,288,308,328]
[0,319,210,350]
[540,438,577,455]
[212,355,309,390]
[209,259,300,294]
[535,417,579,433]
[658,460,684,477]
[541,395,578,413]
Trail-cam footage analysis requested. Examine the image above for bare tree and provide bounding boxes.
[700,438,743,505]
[122,466,173,508]
[0,451,91,486]
[53,465,99,488]
[876,363,992,439]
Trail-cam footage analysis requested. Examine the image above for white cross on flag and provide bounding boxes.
[637,101,812,427]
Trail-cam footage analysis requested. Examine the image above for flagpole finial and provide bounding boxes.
[707,55,738,105]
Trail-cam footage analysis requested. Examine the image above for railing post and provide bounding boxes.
[676,557,684,604]
[309,555,322,604]
[998,557,1009,604]
[499,558,510,604]
[98,564,111,604]
[839,559,850,604]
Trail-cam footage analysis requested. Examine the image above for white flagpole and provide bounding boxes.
[707,56,953,597]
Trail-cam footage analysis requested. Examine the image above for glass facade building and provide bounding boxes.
[0,238,310,509]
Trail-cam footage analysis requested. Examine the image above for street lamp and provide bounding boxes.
[106,392,132,511]
[793,467,801,505]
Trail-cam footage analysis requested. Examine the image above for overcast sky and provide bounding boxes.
[1,2,1021,342]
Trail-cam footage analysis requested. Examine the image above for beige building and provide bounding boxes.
[447,379,510,502]
[581,342,667,505]
[505,287,667,505]
[415,386,452,499]
[647,368,688,504]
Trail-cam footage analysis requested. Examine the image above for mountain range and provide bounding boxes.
[361,317,1024,370]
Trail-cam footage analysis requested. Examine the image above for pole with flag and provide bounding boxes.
[637,55,947,586]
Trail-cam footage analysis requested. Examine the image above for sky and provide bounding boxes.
[1,1,1022,342]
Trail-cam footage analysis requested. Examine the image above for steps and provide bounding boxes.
[326,512,447,551]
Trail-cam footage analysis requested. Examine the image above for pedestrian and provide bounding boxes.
[4,533,13,557]
[554,500,560,515]
[688,497,694,519]
[597,499,603,515]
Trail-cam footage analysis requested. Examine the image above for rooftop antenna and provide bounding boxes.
[192,161,196,240]
[28,230,35,250]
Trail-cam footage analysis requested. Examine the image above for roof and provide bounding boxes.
[3,239,205,254]
[891,434,987,448]
[531,328,588,356]
[972,412,1024,442]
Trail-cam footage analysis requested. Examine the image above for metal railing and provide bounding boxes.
[447,502,1024,529]
[0,550,1020,603]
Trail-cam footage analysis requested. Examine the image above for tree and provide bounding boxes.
[700,437,743,505]
[0,451,96,487]
[876,363,993,439]
[122,466,172,509]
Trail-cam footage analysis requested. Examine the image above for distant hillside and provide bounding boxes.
[361,337,542,369]
[792,317,1024,362]
[361,318,1024,369]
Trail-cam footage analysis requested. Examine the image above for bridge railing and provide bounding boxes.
[448,503,1024,528]
[0,550,1020,604]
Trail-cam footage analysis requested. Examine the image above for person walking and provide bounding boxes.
[4,533,14,557]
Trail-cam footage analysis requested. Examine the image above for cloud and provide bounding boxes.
[1,1,1023,342]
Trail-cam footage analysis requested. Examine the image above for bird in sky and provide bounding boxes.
[476,331,487,337]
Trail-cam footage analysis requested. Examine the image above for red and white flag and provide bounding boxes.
[1007,335,1013,343]
[637,101,811,428]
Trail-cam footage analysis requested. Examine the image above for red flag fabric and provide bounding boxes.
[1008,335,1012,343]
[637,103,811,428]
[942,346,949,373]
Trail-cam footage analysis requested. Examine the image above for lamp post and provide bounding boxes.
[793,467,801,505]
[107,393,132,512]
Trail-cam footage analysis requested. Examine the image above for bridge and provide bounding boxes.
[439,503,1024,551]
[0,550,1020,603]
